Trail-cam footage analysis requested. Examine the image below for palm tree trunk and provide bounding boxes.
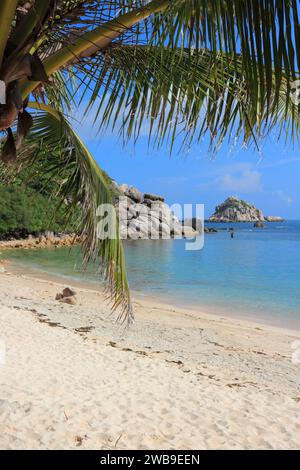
[21,0,170,98]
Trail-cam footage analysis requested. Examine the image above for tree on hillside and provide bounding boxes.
[0,1,299,322]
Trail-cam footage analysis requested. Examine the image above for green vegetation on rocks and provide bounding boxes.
[0,185,74,238]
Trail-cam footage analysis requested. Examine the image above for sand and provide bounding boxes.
[0,265,300,450]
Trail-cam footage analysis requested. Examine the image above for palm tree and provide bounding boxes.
[0,1,299,322]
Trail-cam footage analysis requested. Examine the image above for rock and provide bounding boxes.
[118,184,129,194]
[148,210,161,222]
[264,216,285,222]
[124,186,143,203]
[0,233,83,251]
[44,231,55,241]
[56,287,76,302]
[114,183,200,240]
[182,226,197,238]
[117,196,134,219]
[254,221,265,228]
[132,203,149,216]
[127,205,137,219]
[150,202,172,221]
[118,195,135,206]
[111,180,122,192]
[143,193,165,203]
[62,287,76,298]
[132,218,151,238]
[209,196,266,222]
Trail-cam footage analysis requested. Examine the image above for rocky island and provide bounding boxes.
[208,196,284,223]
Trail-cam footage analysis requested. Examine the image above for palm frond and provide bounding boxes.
[15,102,133,323]
[147,1,300,102]
[24,0,298,150]
[70,45,300,152]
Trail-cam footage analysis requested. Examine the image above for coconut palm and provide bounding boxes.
[0,1,299,322]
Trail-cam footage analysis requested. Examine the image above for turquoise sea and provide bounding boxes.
[3,220,300,329]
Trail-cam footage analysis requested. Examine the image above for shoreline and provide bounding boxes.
[4,258,300,334]
[1,266,300,449]
[6,263,298,336]
[0,233,82,250]
[3,261,300,356]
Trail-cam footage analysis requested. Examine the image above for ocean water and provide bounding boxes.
[3,220,300,328]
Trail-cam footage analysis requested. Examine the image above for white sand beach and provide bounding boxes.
[0,264,300,450]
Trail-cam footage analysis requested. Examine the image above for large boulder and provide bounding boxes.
[127,219,150,239]
[125,186,143,203]
[118,195,135,206]
[55,286,77,305]
[114,182,197,240]
[117,183,129,195]
[150,201,172,221]
[182,226,198,238]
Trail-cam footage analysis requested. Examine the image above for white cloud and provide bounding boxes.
[198,163,263,194]
[219,169,263,193]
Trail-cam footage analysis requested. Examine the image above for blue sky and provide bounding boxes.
[76,120,300,220]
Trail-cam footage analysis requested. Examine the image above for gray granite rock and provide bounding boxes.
[125,186,143,203]
[209,196,266,222]
[113,182,198,240]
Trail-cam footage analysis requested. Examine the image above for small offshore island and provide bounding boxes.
[208,196,284,224]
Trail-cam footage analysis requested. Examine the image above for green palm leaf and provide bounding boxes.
[73,45,299,152]
[15,103,133,323]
